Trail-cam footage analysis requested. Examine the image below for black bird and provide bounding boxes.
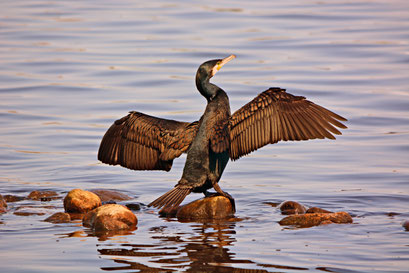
[98,55,347,213]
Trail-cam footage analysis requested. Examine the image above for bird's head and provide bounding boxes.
[196,54,236,100]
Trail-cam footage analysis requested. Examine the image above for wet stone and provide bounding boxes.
[176,195,234,221]
[279,211,353,228]
[64,189,102,213]
[125,203,141,211]
[278,201,307,215]
[0,194,7,214]
[82,204,137,231]
[90,189,132,202]
[3,195,25,203]
[44,212,71,223]
[28,190,59,201]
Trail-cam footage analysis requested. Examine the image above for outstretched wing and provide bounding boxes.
[228,87,347,160]
[98,111,199,171]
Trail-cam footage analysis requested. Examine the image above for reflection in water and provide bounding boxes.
[1,0,409,272]
[97,220,307,272]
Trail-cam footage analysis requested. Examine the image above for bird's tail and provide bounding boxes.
[148,186,191,211]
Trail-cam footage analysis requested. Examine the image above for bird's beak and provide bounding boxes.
[212,54,236,76]
[217,54,236,71]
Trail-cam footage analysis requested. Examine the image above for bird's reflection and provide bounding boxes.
[97,220,273,272]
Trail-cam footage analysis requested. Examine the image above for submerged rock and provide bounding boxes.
[90,189,132,202]
[278,201,307,215]
[82,204,137,231]
[28,190,59,201]
[176,195,234,221]
[0,194,7,214]
[64,189,101,213]
[44,212,71,223]
[279,211,353,228]
[13,205,56,216]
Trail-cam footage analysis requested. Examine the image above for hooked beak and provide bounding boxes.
[211,54,236,76]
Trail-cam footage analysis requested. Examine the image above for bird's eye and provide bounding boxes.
[216,62,222,71]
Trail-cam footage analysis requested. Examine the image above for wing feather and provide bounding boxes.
[98,111,199,171]
[229,87,347,160]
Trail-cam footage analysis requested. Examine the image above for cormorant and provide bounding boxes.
[98,55,347,213]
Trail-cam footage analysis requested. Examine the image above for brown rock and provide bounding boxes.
[28,190,59,201]
[279,211,353,228]
[125,203,141,211]
[176,195,234,221]
[278,201,306,215]
[403,220,409,231]
[44,212,71,223]
[306,207,332,214]
[3,195,25,202]
[82,204,137,231]
[90,189,132,202]
[0,194,7,214]
[64,189,101,213]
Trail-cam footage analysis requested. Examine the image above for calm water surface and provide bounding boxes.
[1,0,408,272]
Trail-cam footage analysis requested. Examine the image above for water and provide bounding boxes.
[1,0,409,272]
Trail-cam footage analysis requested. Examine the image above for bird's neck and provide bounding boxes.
[196,77,220,102]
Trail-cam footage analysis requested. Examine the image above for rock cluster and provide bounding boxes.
[24,189,140,233]
[277,200,353,228]
[2,188,359,233]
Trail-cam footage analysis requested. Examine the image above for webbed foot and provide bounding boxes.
[211,183,236,213]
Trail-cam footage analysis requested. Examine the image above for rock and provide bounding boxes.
[125,203,141,211]
[63,189,101,213]
[176,195,234,221]
[279,211,353,228]
[28,190,59,201]
[14,211,46,216]
[0,194,7,213]
[44,212,71,223]
[306,207,332,214]
[82,204,137,231]
[403,220,409,231]
[90,189,132,202]
[278,201,306,215]
[3,195,25,202]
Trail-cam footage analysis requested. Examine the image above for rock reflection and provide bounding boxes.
[97,220,305,272]
[57,228,136,241]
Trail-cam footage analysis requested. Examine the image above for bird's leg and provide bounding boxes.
[212,181,236,213]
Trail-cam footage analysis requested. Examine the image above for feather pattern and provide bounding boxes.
[98,111,199,171]
[228,87,347,160]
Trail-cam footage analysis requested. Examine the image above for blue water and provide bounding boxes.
[1,0,408,272]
